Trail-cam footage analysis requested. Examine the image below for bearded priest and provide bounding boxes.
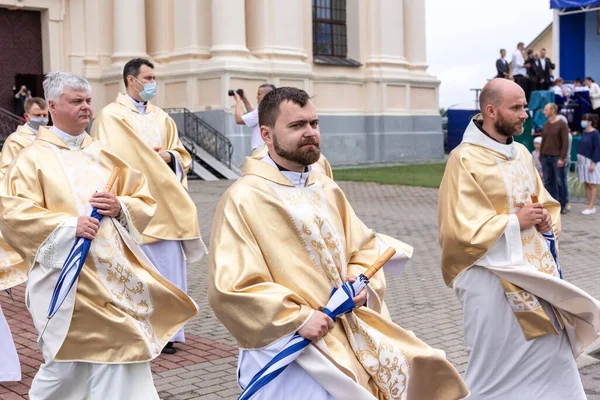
[251,144,334,179]
[209,87,469,400]
[438,78,600,399]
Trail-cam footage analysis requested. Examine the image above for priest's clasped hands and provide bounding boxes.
[153,146,172,164]
[517,202,552,233]
[298,276,367,342]
[76,193,122,240]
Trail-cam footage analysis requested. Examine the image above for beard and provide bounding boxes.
[494,110,525,137]
[273,134,321,166]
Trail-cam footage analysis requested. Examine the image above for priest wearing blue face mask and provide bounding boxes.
[0,98,48,387]
[91,58,207,355]
[0,97,49,175]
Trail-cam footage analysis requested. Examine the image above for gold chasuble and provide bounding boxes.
[0,127,198,362]
[209,158,469,400]
[439,116,600,351]
[251,145,334,179]
[91,93,203,255]
[0,124,37,290]
[0,124,37,174]
[0,233,26,291]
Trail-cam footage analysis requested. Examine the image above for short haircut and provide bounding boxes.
[546,102,558,113]
[24,97,47,113]
[541,48,546,51]
[259,83,276,92]
[43,72,91,102]
[479,83,502,111]
[123,58,155,87]
[554,77,563,85]
[500,48,506,53]
[585,76,594,82]
[583,113,599,129]
[517,42,524,47]
[258,87,310,128]
[575,77,582,83]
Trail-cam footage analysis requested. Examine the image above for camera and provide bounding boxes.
[228,89,244,97]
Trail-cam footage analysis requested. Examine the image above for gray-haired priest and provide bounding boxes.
[0,72,198,400]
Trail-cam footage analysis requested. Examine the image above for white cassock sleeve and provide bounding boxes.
[0,305,21,382]
[237,311,335,400]
[479,214,523,267]
[167,151,184,183]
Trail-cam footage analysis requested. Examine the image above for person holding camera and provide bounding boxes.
[233,83,276,152]
[13,85,31,117]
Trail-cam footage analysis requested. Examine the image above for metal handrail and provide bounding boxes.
[164,107,233,168]
[0,108,22,146]
[179,135,200,180]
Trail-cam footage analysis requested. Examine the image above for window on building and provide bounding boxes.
[313,0,347,57]
[312,0,360,66]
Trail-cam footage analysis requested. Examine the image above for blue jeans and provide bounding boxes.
[564,160,570,205]
[541,155,567,209]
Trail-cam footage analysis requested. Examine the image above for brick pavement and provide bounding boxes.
[2,179,600,399]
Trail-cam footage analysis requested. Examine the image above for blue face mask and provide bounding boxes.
[134,78,157,102]
[581,121,589,129]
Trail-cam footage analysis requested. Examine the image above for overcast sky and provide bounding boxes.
[425,0,554,109]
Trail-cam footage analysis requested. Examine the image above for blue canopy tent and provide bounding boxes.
[549,1,600,83]
[550,0,600,8]
[446,108,479,153]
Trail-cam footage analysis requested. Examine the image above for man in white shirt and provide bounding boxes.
[573,78,589,93]
[551,78,565,97]
[234,84,276,152]
[584,77,600,116]
[512,42,529,97]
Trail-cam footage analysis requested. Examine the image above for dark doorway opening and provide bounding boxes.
[15,74,45,99]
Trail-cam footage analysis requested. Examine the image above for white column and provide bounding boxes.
[403,0,427,70]
[83,0,113,75]
[246,0,306,61]
[172,0,211,60]
[553,9,560,77]
[68,0,86,73]
[210,0,249,57]
[111,0,148,63]
[83,0,100,66]
[146,0,171,62]
[41,7,65,72]
[366,0,407,68]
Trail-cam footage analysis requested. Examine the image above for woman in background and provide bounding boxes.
[551,78,565,97]
[584,77,600,117]
[577,113,600,215]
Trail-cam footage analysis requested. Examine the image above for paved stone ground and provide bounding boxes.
[2,179,600,399]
